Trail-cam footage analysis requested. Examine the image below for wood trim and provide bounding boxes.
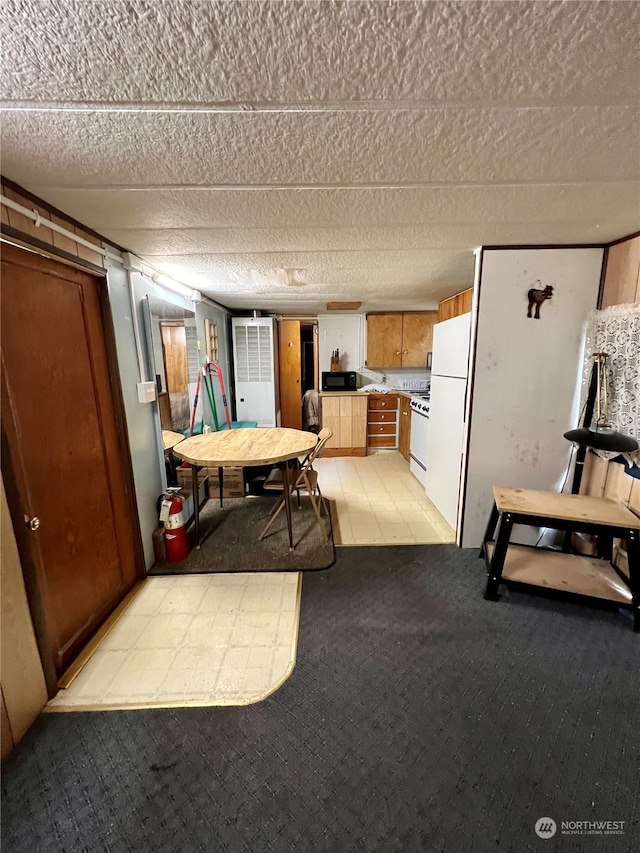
[1,227,105,274]
[479,242,607,250]
[596,245,610,310]
[458,249,483,546]
[1,175,121,249]
[326,301,362,311]
[606,230,640,248]
[323,447,367,457]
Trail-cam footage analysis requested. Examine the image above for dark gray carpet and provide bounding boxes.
[2,545,638,853]
[150,494,335,574]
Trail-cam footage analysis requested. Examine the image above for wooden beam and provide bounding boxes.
[326,301,362,311]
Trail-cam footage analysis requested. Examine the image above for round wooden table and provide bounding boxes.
[173,427,318,551]
[162,430,185,451]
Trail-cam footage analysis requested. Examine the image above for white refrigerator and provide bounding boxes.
[424,313,471,533]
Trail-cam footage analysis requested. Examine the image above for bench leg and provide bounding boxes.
[479,502,499,559]
[484,512,514,601]
[626,529,640,633]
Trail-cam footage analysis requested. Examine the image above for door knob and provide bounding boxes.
[26,516,40,531]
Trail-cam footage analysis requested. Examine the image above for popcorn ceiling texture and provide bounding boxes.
[1,0,638,312]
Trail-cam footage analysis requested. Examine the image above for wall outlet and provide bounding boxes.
[137,381,157,403]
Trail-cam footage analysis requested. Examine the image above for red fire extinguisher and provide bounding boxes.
[161,492,189,562]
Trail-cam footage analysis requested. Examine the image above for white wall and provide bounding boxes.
[317,314,366,375]
[106,261,233,567]
[196,300,232,422]
[460,247,604,547]
[105,259,192,567]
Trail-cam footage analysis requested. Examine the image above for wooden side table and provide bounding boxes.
[481,486,640,631]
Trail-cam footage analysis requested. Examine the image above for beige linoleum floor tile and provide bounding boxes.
[316,451,455,546]
[46,573,301,712]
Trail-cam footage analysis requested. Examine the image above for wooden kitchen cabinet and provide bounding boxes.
[367,394,400,449]
[398,395,411,462]
[320,393,368,456]
[438,289,473,323]
[366,312,437,368]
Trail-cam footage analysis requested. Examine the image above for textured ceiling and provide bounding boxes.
[1,0,639,313]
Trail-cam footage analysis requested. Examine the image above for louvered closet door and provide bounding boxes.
[232,318,277,426]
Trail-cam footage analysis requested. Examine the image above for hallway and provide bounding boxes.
[3,543,636,853]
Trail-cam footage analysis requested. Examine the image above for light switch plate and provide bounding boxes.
[137,381,157,403]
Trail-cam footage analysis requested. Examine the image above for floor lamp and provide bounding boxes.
[564,352,638,496]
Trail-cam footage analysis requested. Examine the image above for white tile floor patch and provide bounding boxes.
[315,451,455,545]
[46,573,301,712]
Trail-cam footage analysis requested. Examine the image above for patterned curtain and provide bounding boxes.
[580,303,640,465]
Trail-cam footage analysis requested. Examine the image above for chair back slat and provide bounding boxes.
[305,427,332,467]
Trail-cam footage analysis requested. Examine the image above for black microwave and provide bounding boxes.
[321,371,357,391]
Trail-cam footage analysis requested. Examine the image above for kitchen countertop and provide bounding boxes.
[319,389,411,398]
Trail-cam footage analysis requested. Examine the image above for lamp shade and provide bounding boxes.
[563,426,639,453]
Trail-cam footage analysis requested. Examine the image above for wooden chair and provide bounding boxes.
[258,428,333,542]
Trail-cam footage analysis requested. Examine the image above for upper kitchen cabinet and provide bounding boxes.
[437,289,473,323]
[366,312,438,368]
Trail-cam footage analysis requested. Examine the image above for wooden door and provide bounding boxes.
[398,396,411,461]
[401,312,437,367]
[366,314,402,367]
[161,323,188,393]
[1,245,141,682]
[278,319,302,429]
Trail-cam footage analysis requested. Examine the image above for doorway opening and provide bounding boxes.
[301,324,316,393]
[277,318,318,430]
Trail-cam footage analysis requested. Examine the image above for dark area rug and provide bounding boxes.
[150,494,335,574]
[2,545,638,853]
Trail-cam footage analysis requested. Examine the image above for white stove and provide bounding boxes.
[409,393,430,416]
[409,392,430,486]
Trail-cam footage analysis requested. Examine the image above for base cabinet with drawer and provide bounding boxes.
[320,393,368,456]
[367,394,399,449]
[398,395,411,461]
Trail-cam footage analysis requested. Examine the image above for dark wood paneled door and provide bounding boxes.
[1,245,141,683]
[278,319,302,429]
